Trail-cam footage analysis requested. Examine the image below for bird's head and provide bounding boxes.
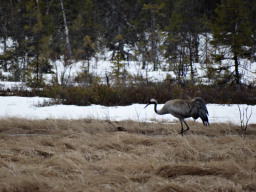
[144,99,157,109]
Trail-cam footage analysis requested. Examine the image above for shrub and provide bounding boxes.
[1,81,255,106]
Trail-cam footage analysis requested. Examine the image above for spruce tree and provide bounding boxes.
[210,0,253,85]
[165,0,202,81]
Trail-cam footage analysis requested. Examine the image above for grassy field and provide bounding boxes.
[0,118,255,192]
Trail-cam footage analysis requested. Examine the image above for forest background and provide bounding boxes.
[0,0,256,105]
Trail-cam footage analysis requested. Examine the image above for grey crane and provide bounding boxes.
[144,97,209,136]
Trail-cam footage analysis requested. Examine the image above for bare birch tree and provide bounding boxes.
[59,0,72,57]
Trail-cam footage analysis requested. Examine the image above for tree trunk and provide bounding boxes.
[193,34,199,63]
[141,47,147,70]
[140,32,147,70]
[234,55,240,85]
[188,34,194,80]
[36,40,39,84]
[35,0,40,85]
[14,56,20,81]
[3,36,8,71]
[118,26,125,60]
[2,1,11,71]
[204,33,210,65]
[59,0,72,57]
[151,11,158,71]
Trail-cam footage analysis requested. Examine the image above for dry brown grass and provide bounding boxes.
[0,118,255,192]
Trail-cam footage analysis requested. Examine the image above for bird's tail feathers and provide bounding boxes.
[192,97,209,126]
[199,109,209,126]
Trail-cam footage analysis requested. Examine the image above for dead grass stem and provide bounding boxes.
[0,118,255,191]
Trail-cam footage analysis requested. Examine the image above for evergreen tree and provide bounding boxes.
[210,0,254,85]
[70,0,99,62]
[93,0,129,59]
[0,0,12,72]
[22,0,54,86]
[247,0,256,61]
[137,0,170,71]
[0,0,254,87]
[165,0,206,81]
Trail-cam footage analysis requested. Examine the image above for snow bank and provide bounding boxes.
[1,96,255,125]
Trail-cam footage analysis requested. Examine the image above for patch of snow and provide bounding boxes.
[0,81,30,90]
[0,96,255,125]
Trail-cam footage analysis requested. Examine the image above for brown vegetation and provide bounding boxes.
[0,118,255,192]
[1,82,256,106]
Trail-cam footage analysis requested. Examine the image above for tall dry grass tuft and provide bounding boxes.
[155,161,241,179]
[0,118,255,191]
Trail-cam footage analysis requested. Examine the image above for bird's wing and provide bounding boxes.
[165,100,192,119]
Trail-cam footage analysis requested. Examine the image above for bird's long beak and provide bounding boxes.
[144,103,150,109]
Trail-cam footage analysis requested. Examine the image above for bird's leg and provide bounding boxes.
[183,120,190,133]
[179,120,184,136]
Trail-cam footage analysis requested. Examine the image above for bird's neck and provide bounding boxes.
[154,103,158,114]
[154,102,167,115]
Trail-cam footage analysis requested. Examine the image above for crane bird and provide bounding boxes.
[144,97,209,136]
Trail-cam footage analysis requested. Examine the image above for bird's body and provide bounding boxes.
[145,97,209,136]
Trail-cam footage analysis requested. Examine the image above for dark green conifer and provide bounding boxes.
[210,0,254,85]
